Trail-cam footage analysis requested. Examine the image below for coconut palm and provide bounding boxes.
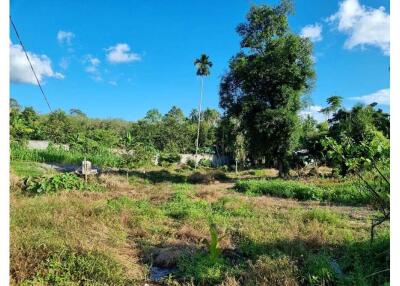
[320,95,343,120]
[194,54,213,168]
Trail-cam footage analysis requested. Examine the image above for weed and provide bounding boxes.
[22,173,104,194]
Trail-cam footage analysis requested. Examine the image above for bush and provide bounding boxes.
[199,159,212,168]
[22,173,103,194]
[159,153,181,165]
[234,179,373,205]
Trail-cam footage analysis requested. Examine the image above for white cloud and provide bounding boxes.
[350,88,389,105]
[10,42,64,85]
[83,55,102,82]
[299,105,325,122]
[328,0,389,55]
[106,43,141,63]
[57,31,75,45]
[300,23,323,42]
[108,80,117,86]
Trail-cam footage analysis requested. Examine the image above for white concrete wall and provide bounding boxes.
[27,140,69,151]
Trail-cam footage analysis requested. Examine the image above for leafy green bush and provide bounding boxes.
[199,159,212,168]
[234,179,373,205]
[22,173,103,194]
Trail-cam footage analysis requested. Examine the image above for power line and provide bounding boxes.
[10,16,52,112]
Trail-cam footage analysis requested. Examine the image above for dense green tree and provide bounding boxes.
[219,1,315,176]
[43,110,71,143]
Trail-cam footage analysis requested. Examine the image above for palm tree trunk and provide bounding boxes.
[195,76,204,169]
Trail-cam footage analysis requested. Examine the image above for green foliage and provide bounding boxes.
[219,1,315,176]
[303,253,336,285]
[235,179,372,205]
[11,143,124,168]
[159,152,181,166]
[338,232,389,285]
[22,173,103,194]
[207,221,221,263]
[198,158,212,168]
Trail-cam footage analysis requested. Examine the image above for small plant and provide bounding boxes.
[207,221,221,263]
[22,173,103,194]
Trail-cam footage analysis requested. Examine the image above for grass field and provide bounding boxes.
[10,161,389,285]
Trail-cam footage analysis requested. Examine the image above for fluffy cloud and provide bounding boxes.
[328,0,389,55]
[300,24,323,42]
[299,105,325,122]
[10,42,64,85]
[106,43,141,63]
[57,31,75,45]
[350,88,390,105]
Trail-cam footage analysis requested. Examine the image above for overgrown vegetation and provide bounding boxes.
[235,179,373,205]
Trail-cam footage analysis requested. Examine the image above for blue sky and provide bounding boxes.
[10,0,390,121]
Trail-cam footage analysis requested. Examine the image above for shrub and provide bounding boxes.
[159,153,181,165]
[199,159,212,168]
[22,173,103,194]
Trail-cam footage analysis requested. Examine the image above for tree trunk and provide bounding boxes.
[235,159,238,174]
[278,158,288,178]
[195,76,204,169]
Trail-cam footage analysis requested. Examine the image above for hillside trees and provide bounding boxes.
[219,1,315,177]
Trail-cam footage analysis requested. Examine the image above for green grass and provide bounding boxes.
[11,143,124,168]
[10,161,51,177]
[234,179,373,205]
[10,162,389,285]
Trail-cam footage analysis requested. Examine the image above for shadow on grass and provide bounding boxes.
[129,170,188,184]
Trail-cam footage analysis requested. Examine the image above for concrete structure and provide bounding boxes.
[179,153,231,167]
[27,140,69,151]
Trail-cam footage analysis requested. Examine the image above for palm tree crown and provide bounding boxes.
[326,95,343,113]
[194,54,213,76]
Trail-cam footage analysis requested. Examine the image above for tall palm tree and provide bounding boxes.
[194,54,213,168]
[320,95,343,121]
[326,95,343,114]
